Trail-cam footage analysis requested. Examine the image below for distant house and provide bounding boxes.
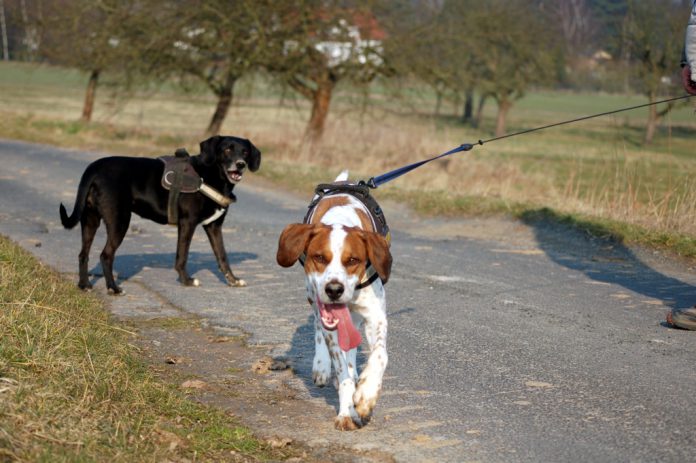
[572,49,613,73]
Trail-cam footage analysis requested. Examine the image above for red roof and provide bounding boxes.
[352,12,387,41]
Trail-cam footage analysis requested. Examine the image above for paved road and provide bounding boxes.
[1,139,695,462]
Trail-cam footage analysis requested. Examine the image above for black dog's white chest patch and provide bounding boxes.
[201,208,226,225]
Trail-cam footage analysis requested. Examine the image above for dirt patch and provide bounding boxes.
[123,312,395,463]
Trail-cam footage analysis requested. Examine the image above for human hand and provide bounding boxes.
[682,66,696,95]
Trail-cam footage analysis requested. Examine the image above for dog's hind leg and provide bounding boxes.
[203,222,246,287]
[78,208,100,291]
[100,209,131,295]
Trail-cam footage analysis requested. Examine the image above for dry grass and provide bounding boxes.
[0,235,293,462]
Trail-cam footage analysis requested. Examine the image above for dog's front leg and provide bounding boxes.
[323,329,362,431]
[312,305,332,387]
[203,222,246,287]
[352,292,388,423]
[175,220,198,286]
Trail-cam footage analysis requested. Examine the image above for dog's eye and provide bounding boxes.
[313,254,327,264]
[346,257,361,266]
[224,148,231,154]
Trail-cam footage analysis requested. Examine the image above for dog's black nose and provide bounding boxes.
[235,160,247,170]
[325,282,344,301]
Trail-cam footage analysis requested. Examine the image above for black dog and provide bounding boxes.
[59,135,260,294]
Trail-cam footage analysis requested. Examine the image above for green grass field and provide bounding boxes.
[1,60,695,257]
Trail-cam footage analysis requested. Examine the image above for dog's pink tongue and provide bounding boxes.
[333,305,362,352]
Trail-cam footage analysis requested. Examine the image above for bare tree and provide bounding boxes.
[38,0,148,122]
[624,0,685,144]
[259,0,387,145]
[0,0,8,61]
[544,0,598,58]
[142,0,265,136]
[467,0,557,137]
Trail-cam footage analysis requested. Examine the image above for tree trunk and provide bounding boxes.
[644,91,657,145]
[81,69,100,123]
[205,73,237,136]
[461,89,474,124]
[434,90,442,117]
[474,94,487,128]
[495,98,512,137]
[0,0,9,61]
[304,78,335,143]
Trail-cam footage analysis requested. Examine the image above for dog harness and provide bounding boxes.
[301,182,390,290]
[159,149,234,225]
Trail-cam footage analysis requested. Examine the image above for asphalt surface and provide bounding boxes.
[1,139,695,462]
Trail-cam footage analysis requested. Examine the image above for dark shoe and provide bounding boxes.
[666,306,696,330]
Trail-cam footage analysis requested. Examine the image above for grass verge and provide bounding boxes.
[0,234,294,462]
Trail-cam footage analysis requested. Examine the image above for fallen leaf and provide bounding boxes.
[267,437,292,448]
[491,249,543,255]
[252,356,290,374]
[181,379,207,390]
[165,356,183,365]
[152,429,185,452]
[525,381,553,389]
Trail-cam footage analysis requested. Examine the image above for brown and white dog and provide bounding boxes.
[276,172,392,430]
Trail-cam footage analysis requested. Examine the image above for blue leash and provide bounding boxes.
[361,93,695,189]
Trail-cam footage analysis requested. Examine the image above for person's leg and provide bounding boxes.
[667,306,696,330]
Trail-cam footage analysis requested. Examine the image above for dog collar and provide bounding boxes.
[199,183,233,207]
[355,264,380,289]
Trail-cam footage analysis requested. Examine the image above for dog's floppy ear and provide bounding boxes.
[247,140,261,172]
[199,135,221,166]
[277,223,315,267]
[363,231,392,284]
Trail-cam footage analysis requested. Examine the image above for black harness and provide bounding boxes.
[301,182,390,290]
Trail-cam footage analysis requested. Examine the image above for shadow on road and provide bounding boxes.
[287,314,368,412]
[86,250,257,286]
[520,209,695,320]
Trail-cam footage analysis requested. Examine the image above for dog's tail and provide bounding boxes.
[335,170,349,182]
[59,164,97,229]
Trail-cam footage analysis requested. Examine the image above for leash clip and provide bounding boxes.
[359,177,378,189]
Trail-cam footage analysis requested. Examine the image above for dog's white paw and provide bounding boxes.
[192,278,200,287]
[227,277,246,287]
[353,378,381,421]
[334,414,362,431]
[312,360,331,387]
